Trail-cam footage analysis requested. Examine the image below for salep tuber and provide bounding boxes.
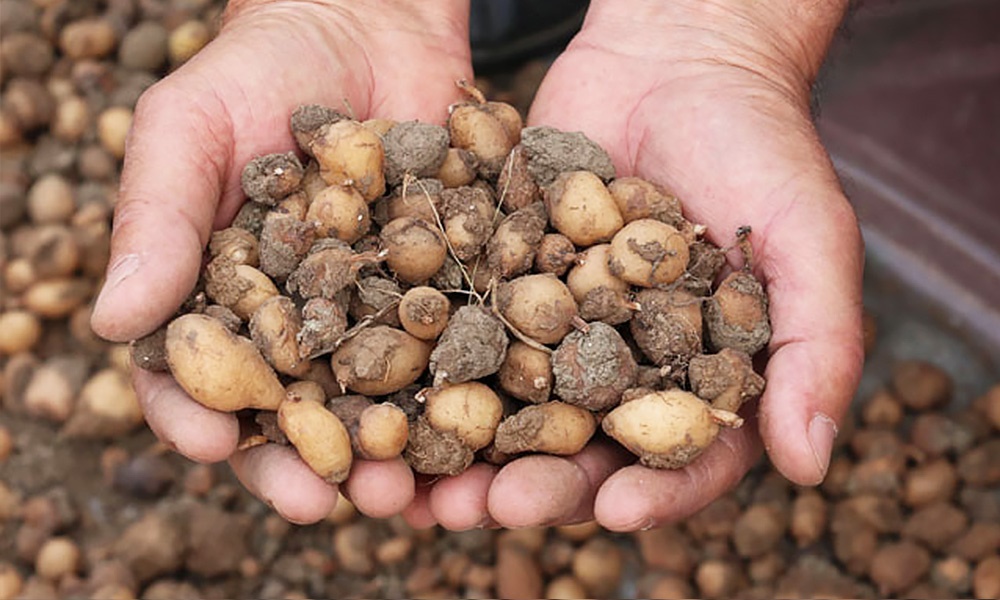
[139,87,773,483]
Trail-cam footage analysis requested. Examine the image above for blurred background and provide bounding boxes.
[1,0,998,599]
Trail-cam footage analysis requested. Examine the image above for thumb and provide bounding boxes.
[90,79,232,342]
[755,186,865,485]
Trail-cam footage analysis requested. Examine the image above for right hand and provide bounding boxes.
[90,0,473,524]
[397,0,863,532]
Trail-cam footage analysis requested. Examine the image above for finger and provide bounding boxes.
[594,423,763,531]
[756,195,864,485]
[132,368,238,463]
[485,441,632,529]
[486,455,587,528]
[229,443,338,525]
[90,79,231,343]
[401,476,438,530]
[427,463,498,531]
[562,439,636,524]
[341,458,415,519]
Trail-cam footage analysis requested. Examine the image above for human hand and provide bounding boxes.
[407,0,864,531]
[90,0,473,524]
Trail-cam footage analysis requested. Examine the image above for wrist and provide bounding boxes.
[223,0,470,29]
[217,0,472,121]
[583,0,848,99]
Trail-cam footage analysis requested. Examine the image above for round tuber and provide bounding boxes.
[422,381,503,451]
[496,273,579,345]
[602,389,742,469]
[544,170,624,246]
[608,218,690,287]
[330,326,431,396]
[494,401,596,455]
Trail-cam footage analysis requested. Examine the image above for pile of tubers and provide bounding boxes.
[135,83,772,482]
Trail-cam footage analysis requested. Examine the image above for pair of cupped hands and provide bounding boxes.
[90,0,864,531]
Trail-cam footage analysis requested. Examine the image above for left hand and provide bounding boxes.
[92,0,475,525]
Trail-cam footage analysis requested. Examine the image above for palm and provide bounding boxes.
[408,46,861,531]
[509,40,863,528]
[131,2,472,231]
[532,43,832,239]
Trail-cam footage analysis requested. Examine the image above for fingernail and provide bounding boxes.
[807,412,838,481]
[94,253,141,310]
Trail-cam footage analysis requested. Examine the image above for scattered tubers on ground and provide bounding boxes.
[137,82,773,482]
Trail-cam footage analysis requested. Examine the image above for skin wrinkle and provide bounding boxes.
[757,203,864,403]
[206,10,372,219]
[759,200,863,348]
[620,82,657,177]
[214,83,257,226]
[684,428,733,497]
[111,197,206,268]
[147,195,213,254]
[365,35,469,120]
[628,108,812,267]
[625,72,702,192]
[241,2,470,122]
[665,16,809,103]
[754,175,822,279]
[758,207,844,310]
[224,0,351,24]
[218,1,470,142]
[148,80,234,189]
[189,84,241,231]
[122,86,229,245]
[568,23,799,108]
[697,54,807,109]
[603,423,760,530]
[293,3,378,119]
[232,9,368,82]
[626,72,814,211]
[708,12,815,97]
[554,43,815,193]
[581,0,834,107]
[690,0,843,84]
[680,427,755,504]
[134,370,237,463]
[223,7,371,103]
